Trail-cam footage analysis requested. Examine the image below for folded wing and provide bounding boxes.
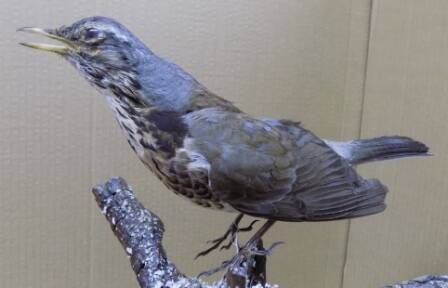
[182,111,388,221]
[183,108,299,204]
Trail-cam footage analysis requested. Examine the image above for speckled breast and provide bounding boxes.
[106,96,231,211]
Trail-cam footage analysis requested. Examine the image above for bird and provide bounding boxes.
[19,16,430,275]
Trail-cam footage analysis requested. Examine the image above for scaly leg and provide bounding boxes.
[195,214,244,259]
[198,219,279,278]
[219,219,259,252]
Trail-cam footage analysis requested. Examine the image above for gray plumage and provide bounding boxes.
[20,16,430,222]
[325,136,430,165]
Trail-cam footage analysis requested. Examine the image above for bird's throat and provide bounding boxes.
[106,95,187,161]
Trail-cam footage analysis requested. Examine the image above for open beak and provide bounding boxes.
[17,27,73,54]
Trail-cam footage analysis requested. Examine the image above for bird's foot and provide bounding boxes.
[198,219,278,278]
[249,241,284,256]
[195,214,259,259]
[197,239,284,278]
[218,219,259,252]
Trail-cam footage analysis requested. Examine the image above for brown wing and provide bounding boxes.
[232,119,388,221]
[182,108,299,204]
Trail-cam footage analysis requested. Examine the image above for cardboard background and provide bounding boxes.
[0,1,445,287]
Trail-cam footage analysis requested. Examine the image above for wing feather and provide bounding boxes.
[183,108,298,204]
[181,112,388,221]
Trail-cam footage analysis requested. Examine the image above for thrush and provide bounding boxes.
[19,16,430,274]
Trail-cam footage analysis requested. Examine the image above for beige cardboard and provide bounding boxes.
[2,1,445,288]
[343,1,448,287]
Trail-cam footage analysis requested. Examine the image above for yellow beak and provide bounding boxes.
[18,27,72,54]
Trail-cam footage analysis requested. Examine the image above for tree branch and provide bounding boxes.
[92,177,276,288]
[385,275,448,288]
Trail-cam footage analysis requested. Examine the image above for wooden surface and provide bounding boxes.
[0,1,446,287]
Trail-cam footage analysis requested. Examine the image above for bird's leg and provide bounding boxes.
[195,213,244,259]
[208,214,244,245]
[232,219,277,258]
[198,219,277,278]
[219,219,259,251]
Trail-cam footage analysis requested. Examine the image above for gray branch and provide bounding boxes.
[92,177,275,288]
[384,275,448,288]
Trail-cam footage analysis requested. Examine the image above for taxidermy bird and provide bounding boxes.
[19,16,429,274]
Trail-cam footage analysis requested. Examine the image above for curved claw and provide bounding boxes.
[237,219,259,232]
[195,243,221,259]
[251,241,285,256]
[197,259,232,278]
[219,237,236,251]
[196,214,245,259]
[218,219,260,251]
[206,227,235,245]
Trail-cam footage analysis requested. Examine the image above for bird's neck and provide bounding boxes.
[95,49,238,116]
[136,53,199,111]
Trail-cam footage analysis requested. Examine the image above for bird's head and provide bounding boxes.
[18,16,150,103]
[19,16,199,110]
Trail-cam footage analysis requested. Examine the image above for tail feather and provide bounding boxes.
[326,136,430,165]
[300,178,388,221]
[232,178,388,222]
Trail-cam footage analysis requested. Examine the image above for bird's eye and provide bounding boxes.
[83,28,102,41]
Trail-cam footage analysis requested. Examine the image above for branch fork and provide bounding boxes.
[92,177,277,288]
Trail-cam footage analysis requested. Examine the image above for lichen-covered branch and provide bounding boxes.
[93,177,203,288]
[92,177,276,288]
[385,275,448,288]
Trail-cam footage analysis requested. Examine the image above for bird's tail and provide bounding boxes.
[234,178,388,221]
[302,178,389,221]
[325,136,430,165]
